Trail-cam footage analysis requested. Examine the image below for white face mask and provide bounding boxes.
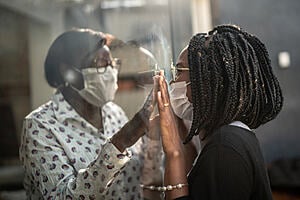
[81,66,118,107]
[66,66,118,107]
[169,81,193,121]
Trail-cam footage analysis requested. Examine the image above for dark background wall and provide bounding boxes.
[215,0,300,163]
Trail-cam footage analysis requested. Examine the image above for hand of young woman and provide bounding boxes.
[155,72,189,199]
[155,73,183,155]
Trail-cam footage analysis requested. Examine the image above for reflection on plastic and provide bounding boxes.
[136,70,161,85]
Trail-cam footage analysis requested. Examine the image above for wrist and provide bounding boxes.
[137,108,151,129]
[165,149,185,159]
[111,134,127,152]
[111,113,147,151]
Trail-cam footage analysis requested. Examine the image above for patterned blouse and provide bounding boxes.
[19,91,163,200]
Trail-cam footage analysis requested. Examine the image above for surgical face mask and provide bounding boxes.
[66,66,118,107]
[169,81,193,121]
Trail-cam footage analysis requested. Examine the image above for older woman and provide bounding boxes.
[19,28,162,200]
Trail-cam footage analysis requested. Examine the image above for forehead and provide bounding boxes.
[175,46,189,68]
[80,45,111,68]
[85,45,110,59]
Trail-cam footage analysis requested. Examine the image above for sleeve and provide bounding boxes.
[187,145,253,200]
[113,105,164,186]
[19,118,130,199]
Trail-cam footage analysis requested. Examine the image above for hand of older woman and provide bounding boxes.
[111,89,156,152]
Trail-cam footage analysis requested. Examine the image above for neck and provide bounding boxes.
[59,86,103,130]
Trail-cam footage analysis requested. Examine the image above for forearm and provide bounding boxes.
[164,150,189,200]
[111,89,154,152]
[111,110,148,152]
[160,119,189,199]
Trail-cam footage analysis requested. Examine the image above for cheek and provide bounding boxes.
[72,78,84,90]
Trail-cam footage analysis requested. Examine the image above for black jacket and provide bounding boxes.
[176,125,273,200]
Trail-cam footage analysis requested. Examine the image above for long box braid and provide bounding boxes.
[184,24,283,144]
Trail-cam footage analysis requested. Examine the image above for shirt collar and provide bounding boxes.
[51,90,81,122]
[229,121,251,131]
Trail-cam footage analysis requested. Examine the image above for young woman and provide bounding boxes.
[156,24,283,200]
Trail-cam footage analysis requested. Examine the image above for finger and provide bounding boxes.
[165,80,170,99]
[157,91,164,111]
[153,76,159,103]
[149,89,155,107]
[159,76,169,107]
[161,75,170,99]
[159,69,164,76]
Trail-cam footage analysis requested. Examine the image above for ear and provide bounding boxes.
[59,63,84,89]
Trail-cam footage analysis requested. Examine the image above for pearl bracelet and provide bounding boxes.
[140,183,188,192]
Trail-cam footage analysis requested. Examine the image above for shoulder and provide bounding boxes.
[205,125,257,151]
[22,100,59,138]
[188,126,265,199]
[199,125,259,165]
[102,102,125,115]
[188,127,255,198]
[104,101,125,111]
[25,101,54,122]
[103,102,128,119]
[196,125,258,175]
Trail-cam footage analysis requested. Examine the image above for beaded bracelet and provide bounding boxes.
[140,183,188,192]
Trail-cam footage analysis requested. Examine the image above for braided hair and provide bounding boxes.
[184,24,283,143]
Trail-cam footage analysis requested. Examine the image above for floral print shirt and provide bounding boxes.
[19,91,163,200]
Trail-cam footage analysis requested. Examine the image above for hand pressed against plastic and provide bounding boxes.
[155,72,189,200]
